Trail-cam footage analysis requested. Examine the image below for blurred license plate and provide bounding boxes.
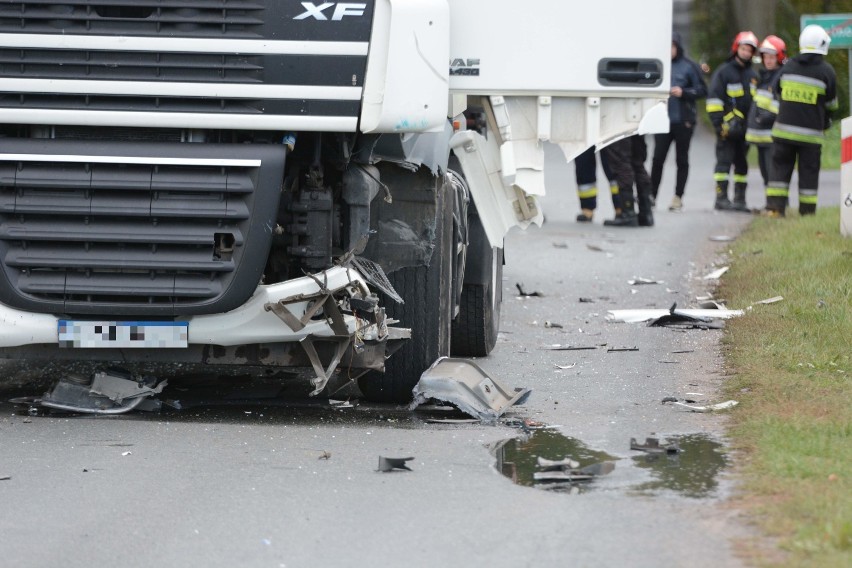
[58,321,188,348]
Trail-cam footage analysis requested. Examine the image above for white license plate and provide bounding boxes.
[58,321,188,348]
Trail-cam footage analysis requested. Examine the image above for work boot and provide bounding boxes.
[669,195,683,211]
[576,208,594,223]
[760,208,784,218]
[732,183,749,212]
[636,190,654,227]
[603,209,639,227]
[714,182,734,210]
[799,203,817,216]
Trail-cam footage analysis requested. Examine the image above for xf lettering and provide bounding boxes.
[294,2,366,21]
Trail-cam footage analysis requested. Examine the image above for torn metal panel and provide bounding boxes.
[377,456,414,472]
[13,370,167,415]
[409,357,531,422]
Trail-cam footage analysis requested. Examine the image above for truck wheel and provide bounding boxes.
[358,175,454,403]
[451,212,503,356]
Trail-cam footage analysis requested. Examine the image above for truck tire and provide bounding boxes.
[358,174,454,403]
[451,214,503,357]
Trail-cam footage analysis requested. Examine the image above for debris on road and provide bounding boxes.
[554,363,576,370]
[1,476,11,481]
[709,235,735,242]
[628,277,663,286]
[409,357,532,422]
[698,300,727,310]
[534,461,615,482]
[552,241,569,249]
[586,243,607,252]
[647,305,726,330]
[579,297,595,303]
[541,345,597,351]
[122,451,132,457]
[424,418,480,424]
[703,266,730,280]
[671,400,739,413]
[672,349,695,354]
[329,399,354,409]
[537,456,580,469]
[376,456,413,472]
[10,369,167,415]
[661,397,679,403]
[515,283,543,297]
[607,346,639,352]
[544,321,564,329]
[318,451,332,460]
[630,437,681,455]
[607,305,744,323]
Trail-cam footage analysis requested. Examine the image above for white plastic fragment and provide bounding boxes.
[703,267,730,280]
[628,277,663,285]
[755,296,784,305]
[673,400,739,413]
[606,308,744,323]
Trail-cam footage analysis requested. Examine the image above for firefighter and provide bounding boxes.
[706,31,759,211]
[745,36,786,198]
[765,25,838,217]
[574,146,621,223]
[602,135,654,227]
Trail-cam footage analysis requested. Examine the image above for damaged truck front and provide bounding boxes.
[0,0,672,402]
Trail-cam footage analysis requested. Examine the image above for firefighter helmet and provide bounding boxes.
[799,25,831,55]
[759,35,787,64]
[731,31,759,53]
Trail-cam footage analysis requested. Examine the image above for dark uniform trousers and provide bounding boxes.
[604,136,652,215]
[714,135,749,195]
[767,142,821,214]
[575,146,621,212]
[651,122,695,198]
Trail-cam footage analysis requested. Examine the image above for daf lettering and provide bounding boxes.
[294,2,366,20]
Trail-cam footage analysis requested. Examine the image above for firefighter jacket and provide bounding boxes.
[771,53,838,146]
[745,66,783,145]
[706,57,759,139]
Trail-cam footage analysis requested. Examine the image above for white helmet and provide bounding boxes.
[799,24,831,55]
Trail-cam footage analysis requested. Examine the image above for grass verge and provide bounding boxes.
[719,208,852,567]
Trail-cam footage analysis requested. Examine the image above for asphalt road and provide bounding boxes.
[0,127,842,567]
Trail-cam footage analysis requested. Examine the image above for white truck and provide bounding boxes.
[0,0,671,403]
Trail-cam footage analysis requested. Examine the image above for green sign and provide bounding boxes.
[801,14,852,49]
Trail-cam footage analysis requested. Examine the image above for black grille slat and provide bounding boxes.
[0,1,265,37]
[0,218,243,246]
[0,139,286,316]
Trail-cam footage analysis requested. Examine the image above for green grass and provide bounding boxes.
[747,121,841,170]
[720,209,852,567]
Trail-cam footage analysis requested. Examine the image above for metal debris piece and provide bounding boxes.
[579,297,595,303]
[377,456,414,472]
[515,283,543,297]
[755,296,784,305]
[672,349,695,354]
[541,345,597,351]
[318,451,332,460]
[0,476,10,481]
[329,399,354,409]
[673,400,739,413]
[607,346,639,352]
[586,244,607,252]
[703,266,730,280]
[537,456,580,469]
[424,418,480,424]
[630,437,681,454]
[533,461,615,482]
[628,277,663,286]
[544,321,563,329]
[661,396,678,403]
[11,369,167,415]
[409,357,531,422]
[554,363,576,370]
[648,304,725,329]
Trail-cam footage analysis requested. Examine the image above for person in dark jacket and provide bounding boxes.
[765,25,838,217]
[707,31,759,211]
[650,32,707,212]
[746,35,786,197]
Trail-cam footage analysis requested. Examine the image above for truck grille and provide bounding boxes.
[0,1,375,130]
[0,138,286,316]
[0,1,264,37]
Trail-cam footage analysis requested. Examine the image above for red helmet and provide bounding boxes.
[731,31,759,53]
[759,35,787,64]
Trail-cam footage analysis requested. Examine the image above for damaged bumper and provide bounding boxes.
[0,266,410,393]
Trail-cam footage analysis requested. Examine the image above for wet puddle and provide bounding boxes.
[491,429,618,494]
[630,433,729,499]
[492,430,729,498]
